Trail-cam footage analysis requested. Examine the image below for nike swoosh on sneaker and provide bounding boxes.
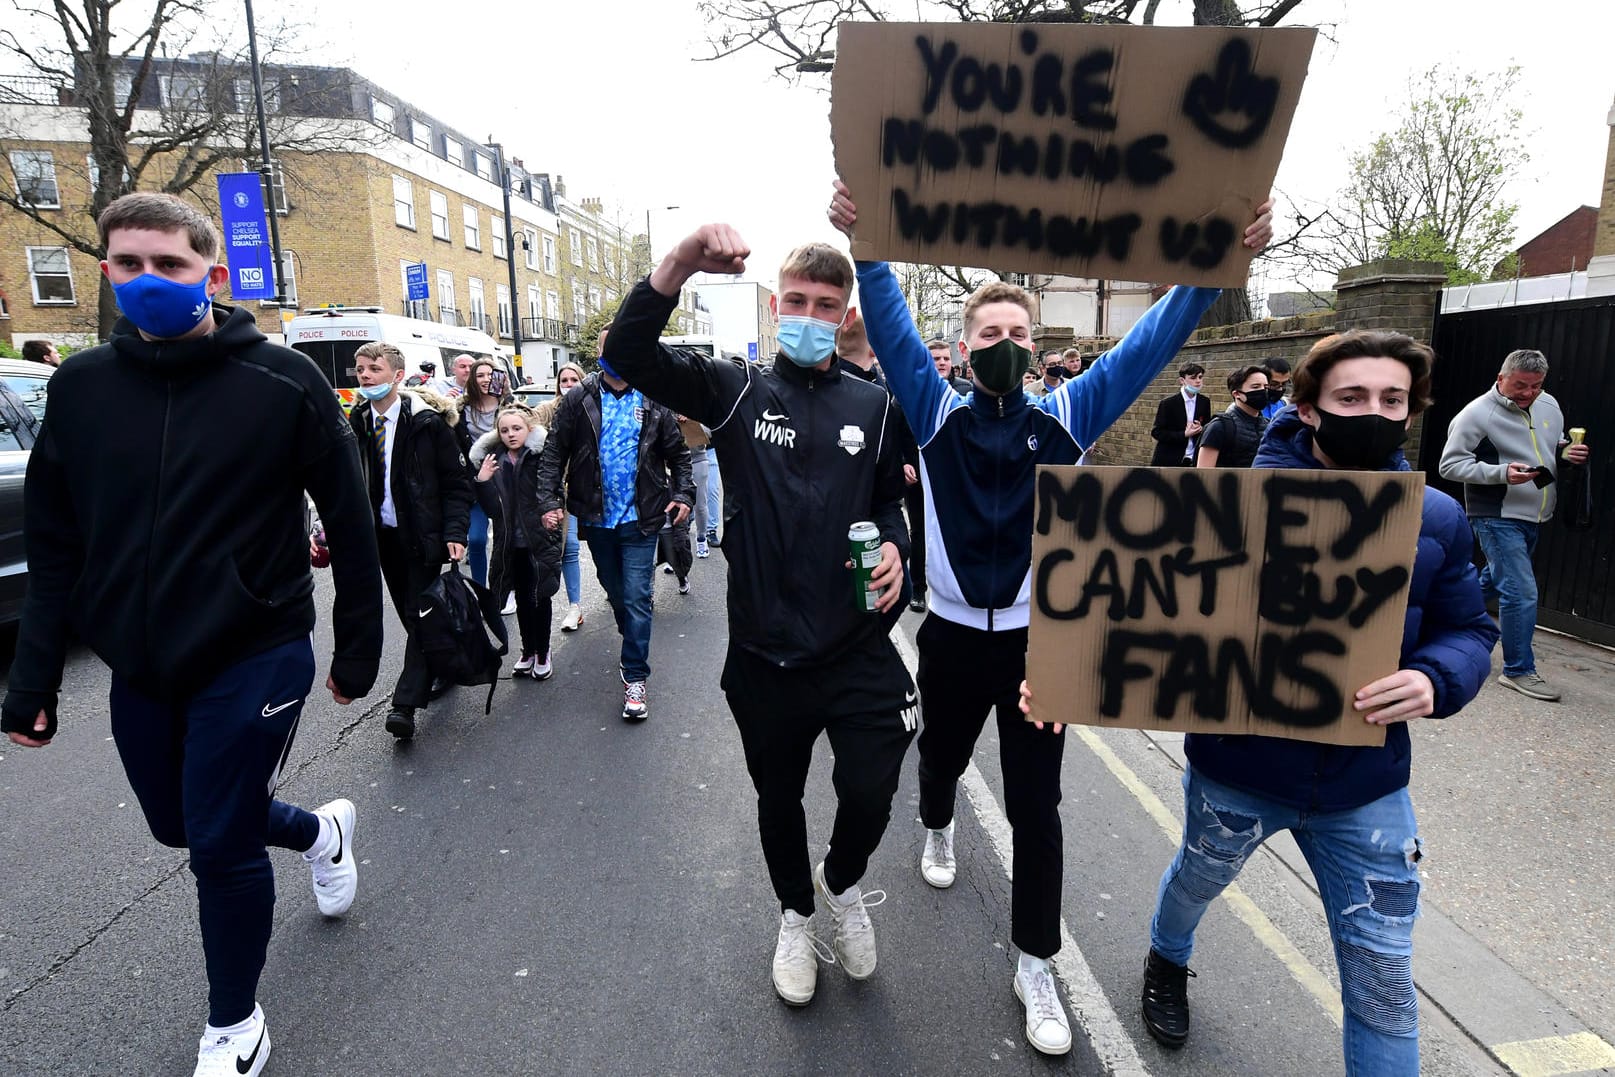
[330,816,344,864]
[236,1028,264,1073]
[262,700,298,717]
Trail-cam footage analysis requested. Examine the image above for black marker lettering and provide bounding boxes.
[1035,469,1103,537]
[1099,631,1172,717]
[1070,48,1118,131]
[917,37,958,115]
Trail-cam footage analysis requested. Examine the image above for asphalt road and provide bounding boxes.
[2,552,1610,1076]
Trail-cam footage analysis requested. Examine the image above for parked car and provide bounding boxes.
[0,358,54,624]
[510,381,557,412]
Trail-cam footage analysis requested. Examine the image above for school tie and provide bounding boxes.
[372,413,388,470]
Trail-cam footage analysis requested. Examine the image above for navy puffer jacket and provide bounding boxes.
[1183,407,1499,812]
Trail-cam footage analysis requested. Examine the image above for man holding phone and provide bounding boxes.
[1439,348,1588,701]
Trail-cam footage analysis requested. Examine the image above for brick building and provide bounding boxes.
[0,58,682,378]
[1493,206,1598,279]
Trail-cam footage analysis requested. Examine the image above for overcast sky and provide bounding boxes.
[301,1,1610,293]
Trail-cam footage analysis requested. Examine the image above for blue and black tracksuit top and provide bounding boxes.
[856,260,1221,631]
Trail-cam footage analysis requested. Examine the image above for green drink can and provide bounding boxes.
[849,521,882,612]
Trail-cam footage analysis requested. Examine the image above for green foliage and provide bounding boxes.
[1297,66,1526,285]
[0,340,22,360]
[576,302,622,371]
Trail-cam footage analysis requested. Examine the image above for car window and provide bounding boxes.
[1,373,48,424]
[0,402,25,452]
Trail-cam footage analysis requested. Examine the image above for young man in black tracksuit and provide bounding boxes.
[2,193,383,1077]
[603,223,916,1009]
[348,343,474,740]
[534,347,693,721]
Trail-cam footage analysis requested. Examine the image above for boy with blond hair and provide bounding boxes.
[3,192,382,1076]
[829,180,1272,1055]
[601,224,917,1010]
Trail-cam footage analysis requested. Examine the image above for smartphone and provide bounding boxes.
[1529,466,1555,489]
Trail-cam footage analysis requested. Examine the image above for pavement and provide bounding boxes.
[1,554,1612,1076]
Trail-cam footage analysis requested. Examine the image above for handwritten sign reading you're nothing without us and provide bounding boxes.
[830,22,1316,288]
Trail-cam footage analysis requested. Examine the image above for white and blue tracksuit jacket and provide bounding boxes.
[856,260,1220,632]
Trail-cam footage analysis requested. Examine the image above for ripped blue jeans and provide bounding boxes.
[1150,766,1422,1077]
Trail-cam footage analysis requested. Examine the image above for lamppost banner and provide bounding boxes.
[217,172,276,300]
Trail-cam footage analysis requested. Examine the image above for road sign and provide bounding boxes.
[405,262,429,301]
[747,341,758,362]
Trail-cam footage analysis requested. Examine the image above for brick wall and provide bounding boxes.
[1513,206,1597,277]
[1081,259,1447,466]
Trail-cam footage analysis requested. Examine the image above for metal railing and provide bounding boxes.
[438,306,461,327]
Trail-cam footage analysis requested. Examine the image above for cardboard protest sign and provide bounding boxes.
[1024,466,1425,747]
[829,22,1316,288]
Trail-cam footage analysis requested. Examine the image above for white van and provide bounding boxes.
[285,307,517,409]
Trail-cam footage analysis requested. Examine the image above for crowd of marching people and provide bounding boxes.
[13,180,1577,1077]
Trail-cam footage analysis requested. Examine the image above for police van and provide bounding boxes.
[285,307,518,409]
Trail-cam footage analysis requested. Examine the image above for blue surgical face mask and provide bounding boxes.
[1183,384,1200,396]
[111,272,214,339]
[777,315,839,368]
[357,380,397,402]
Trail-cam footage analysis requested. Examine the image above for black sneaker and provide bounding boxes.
[706,528,721,548]
[908,593,928,614]
[385,707,416,740]
[1141,948,1194,1049]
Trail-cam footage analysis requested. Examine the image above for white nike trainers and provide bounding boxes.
[305,798,356,917]
[513,653,537,675]
[812,860,884,980]
[772,910,831,1006]
[194,1003,269,1077]
[561,603,583,632]
[1014,963,1073,1056]
[920,821,957,888]
[531,650,553,681]
[501,592,518,616]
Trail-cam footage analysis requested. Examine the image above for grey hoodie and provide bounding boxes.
[1438,385,1567,523]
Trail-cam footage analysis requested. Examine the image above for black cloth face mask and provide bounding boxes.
[1310,407,1408,469]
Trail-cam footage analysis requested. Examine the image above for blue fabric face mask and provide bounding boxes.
[357,381,396,402]
[111,272,214,338]
[777,315,839,368]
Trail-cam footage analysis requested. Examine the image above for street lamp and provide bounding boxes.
[645,205,679,267]
[485,138,524,380]
[243,0,287,309]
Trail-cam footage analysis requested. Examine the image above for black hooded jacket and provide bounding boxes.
[2,304,383,738]
[348,389,474,562]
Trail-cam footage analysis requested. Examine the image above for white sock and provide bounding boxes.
[304,813,336,860]
[1019,952,1049,978]
[205,1006,259,1037]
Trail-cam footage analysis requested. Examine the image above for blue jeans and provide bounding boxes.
[562,514,582,604]
[582,520,659,682]
[1151,767,1422,1077]
[1470,517,1538,677]
[110,638,322,1026]
[704,448,722,536]
[467,503,490,586]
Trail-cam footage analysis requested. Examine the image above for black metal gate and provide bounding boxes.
[1420,295,1615,646]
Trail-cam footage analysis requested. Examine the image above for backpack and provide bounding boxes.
[415,562,509,713]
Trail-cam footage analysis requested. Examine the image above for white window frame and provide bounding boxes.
[370,96,395,133]
[10,151,60,208]
[542,234,557,274]
[523,227,539,270]
[160,73,208,111]
[569,227,583,266]
[232,78,280,115]
[474,153,492,181]
[437,270,457,319]
[588,286,601,312]
[496,283,512,336]
[491,215,506,259]
[463,204,481,250]
[430,190,450,241]
[527,284,542,324]
[26,246,75,304]
[412,118,432,151]
[572,291,586,324]
[586,237,599,272]
[392,174,415,229]
[442,135,462,167]
[113,72,134,110]
[546,290,560,320]
[468,277,487,328]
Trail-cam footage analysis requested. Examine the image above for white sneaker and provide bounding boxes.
[921,822,956,888]
[678,578,690,595]
[695,538,710,558]
[772,910,831,1006]
[304,798,356,917]
[513,653,536,675]
[501,592,517,616]
[812,860,884,980]
[194,1003,269,1077]
[1014,964,1073,1056]
[531,651,553,681]
[561,604,583,632]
